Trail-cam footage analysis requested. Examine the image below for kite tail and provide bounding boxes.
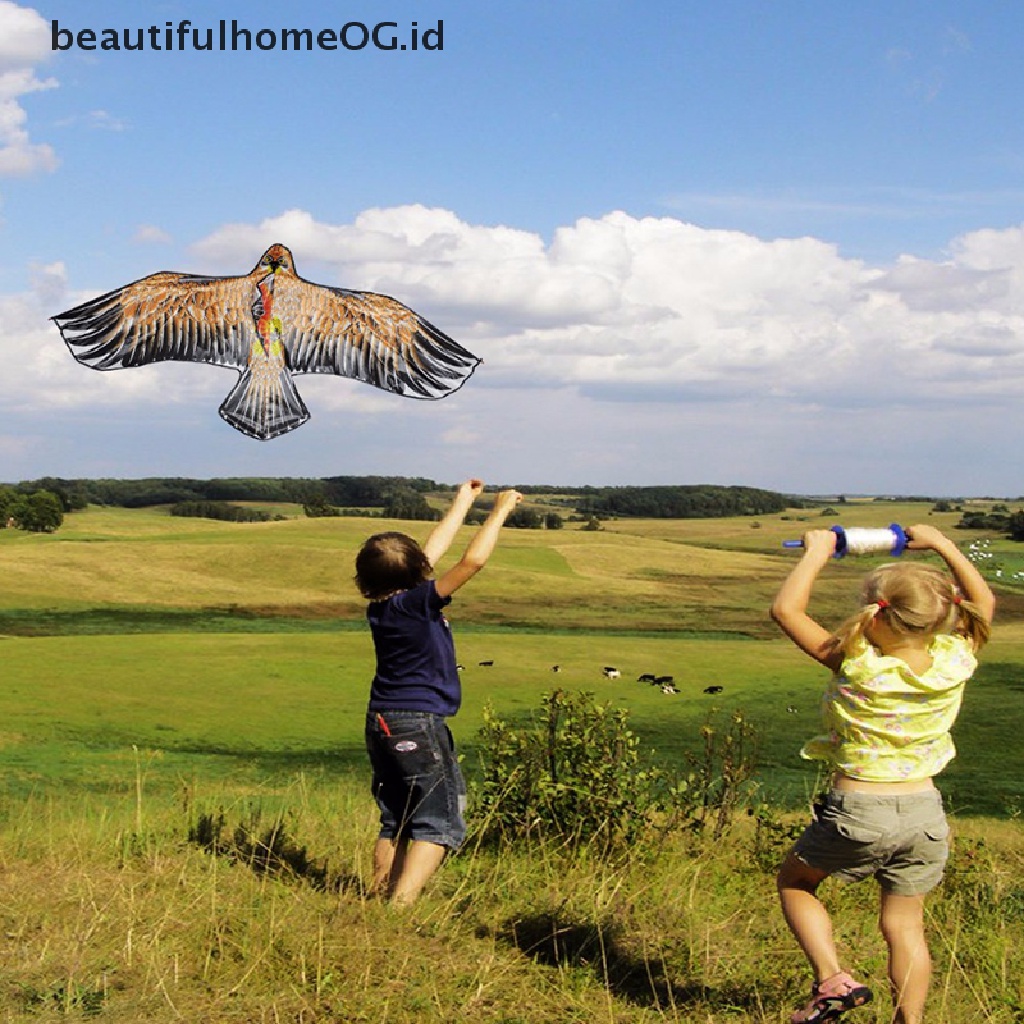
[219,364,310,441]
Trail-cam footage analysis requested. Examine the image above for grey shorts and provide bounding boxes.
[365,710,467,850]
[792,788,950,896]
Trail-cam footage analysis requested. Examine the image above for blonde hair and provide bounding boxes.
[830,561,990,657]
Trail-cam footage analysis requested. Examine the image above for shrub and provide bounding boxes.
[470,689,691,855]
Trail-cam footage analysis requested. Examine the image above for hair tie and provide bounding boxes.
[875,599,889,610]
[952,594,962,606]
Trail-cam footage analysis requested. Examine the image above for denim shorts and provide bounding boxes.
[792,788,950,896]
[364,710,467,850]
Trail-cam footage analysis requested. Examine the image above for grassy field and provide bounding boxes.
[0,501,1022,1022]
[2,502,1022,810]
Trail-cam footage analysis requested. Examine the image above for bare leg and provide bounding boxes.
[370,836,406,897]
[880,892,930,1024]
[777,851,840,981]
[390,840,448,905]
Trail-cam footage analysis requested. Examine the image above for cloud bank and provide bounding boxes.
[192,205,1024,409]
[5,205,1024,490]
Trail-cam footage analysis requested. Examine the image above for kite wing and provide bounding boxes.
[52,272,257,371]
[276,278,481,399]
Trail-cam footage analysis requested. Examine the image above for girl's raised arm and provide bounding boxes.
[906,524,996,625]
[770,529,844,671]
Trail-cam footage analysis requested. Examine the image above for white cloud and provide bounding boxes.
[132,224,174,245]
[6,206,1024,491]
[0,2,57,176]
[191,206,1024,408]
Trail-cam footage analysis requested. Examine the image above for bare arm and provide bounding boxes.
[421,479,484,568]
[905,523,996,624]
[770,529,843,670]
[435,489,523,599]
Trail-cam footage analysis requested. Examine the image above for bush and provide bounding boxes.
[471,689,691,855]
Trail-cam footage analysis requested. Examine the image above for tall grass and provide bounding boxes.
[0,772,1020,1023]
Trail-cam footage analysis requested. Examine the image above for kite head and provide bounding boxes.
[255,244,295,275]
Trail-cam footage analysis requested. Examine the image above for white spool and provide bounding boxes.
[842,527,900,556]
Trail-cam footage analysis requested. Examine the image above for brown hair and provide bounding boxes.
[829,561,990,657]
[354,532,433,601]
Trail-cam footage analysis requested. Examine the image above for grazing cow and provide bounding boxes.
[703,685,723,695]
[603,667,621,679]
[479,660,494,667]
[456,664,465,672]
[786,705,798,714]
[655,675,674,685]
[638,673,656,683]
[661,684,679,695]
[551,665,562,673]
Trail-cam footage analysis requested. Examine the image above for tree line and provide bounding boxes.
[574,484,794,519]
[956,506,1024,541]
[10,476,799,519]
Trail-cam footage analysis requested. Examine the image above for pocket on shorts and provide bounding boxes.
[382,721,443,779]
[834,819,885,843]
[923,819,950,843]
[820,801,885,844]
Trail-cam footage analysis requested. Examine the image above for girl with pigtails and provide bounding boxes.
[770,524,995,1024]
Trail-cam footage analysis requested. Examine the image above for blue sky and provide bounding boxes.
[3,0,1024,494]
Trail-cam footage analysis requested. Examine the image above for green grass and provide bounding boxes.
[0,775,1019,1024]
[3,628,1022,815]
[1,502,1023,1022]
[1,503,1022,817]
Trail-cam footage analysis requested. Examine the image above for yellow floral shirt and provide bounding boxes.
[800,634,977,782]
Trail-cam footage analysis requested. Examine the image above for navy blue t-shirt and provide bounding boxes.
[366,580,461,716]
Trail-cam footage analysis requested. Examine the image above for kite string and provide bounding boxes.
[842,527,901,556]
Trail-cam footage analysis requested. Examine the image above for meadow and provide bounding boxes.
[0,500,1022,1022]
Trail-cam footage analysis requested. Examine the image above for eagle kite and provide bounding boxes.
[52,244,481,440]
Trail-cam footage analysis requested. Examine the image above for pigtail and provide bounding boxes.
[828,603,883,659]
[954,595,992,650]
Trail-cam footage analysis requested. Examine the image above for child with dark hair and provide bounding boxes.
[770,524,995,1024]
[356,479,522,903]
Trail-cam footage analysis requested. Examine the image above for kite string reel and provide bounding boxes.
[783,523,909,558]
[842,527,903,556]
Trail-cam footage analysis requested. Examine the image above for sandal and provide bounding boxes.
[791,971,873,1023]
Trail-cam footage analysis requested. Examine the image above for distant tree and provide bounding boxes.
[303,497,339,518]
[821,507,838,517]
[383,490,438,521]
[12,490,64,532]
[0,485,16,525]
[1008,511,1024,541]
[507,508,544,529]
[932,500,953,513]
[544,512,564,530]
[582,516,602,532]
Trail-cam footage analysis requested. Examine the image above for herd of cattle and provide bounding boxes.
[461,661,725,695]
